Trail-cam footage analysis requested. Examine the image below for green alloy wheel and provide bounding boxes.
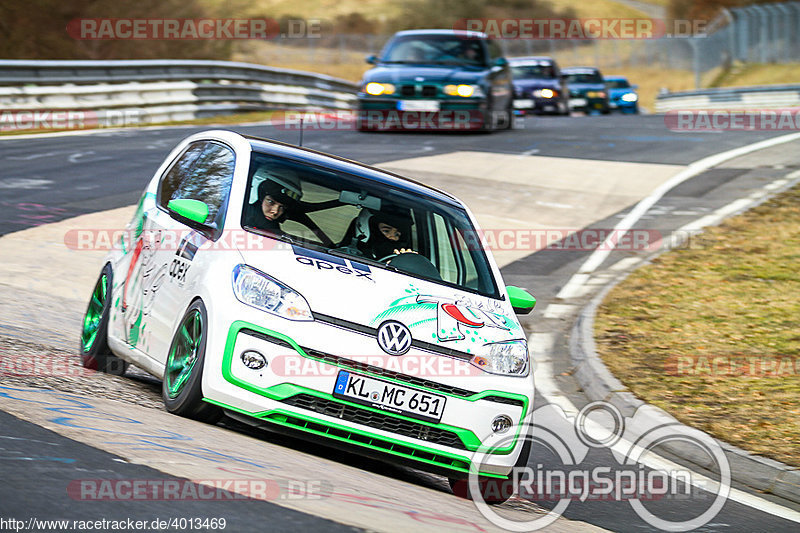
[80,263,128,375]
[162,299,221,424]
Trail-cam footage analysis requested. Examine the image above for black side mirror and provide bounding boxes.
[366,55,377,65]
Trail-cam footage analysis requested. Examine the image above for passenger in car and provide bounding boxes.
[242,166,303,232]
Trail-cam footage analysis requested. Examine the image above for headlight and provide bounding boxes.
[232,264,312,321]
[444,84,483,97]
[621,92,638,102]
[471,340,529,376]
[587,91,607,98]
[364,82,395,96]
[534,88,556,98]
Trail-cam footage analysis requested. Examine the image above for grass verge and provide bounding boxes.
[594,183,800,467]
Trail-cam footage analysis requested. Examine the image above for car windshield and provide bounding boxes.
[242,151,500,299]
[511,64,556,79]
[605,79,630,89]
[381,34,486,66]
[564,72,603,84]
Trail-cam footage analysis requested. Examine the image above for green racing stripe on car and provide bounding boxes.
[220,320,529,454]
[202,397,506,479]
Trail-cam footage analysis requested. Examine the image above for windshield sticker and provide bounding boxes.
[292,246,374,282]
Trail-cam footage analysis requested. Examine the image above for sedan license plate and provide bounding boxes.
[333,371,446,423]
[569,98,587,107]
[398,100,440,112]
[514,99,534,109]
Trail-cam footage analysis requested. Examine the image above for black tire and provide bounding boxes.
[480,97,496,133]
[448,425,531,505]
[79,263,128,375]
[501,99,515,130]
[162,299,221,424]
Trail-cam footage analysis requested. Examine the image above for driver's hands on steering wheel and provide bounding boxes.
[393,248,417,255]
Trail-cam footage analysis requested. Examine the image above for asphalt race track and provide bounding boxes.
[2,113,800,532]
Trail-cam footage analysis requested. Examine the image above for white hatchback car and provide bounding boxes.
[79,130,536,498]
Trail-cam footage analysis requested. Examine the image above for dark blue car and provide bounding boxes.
[509,56,569,116]
[605,76,639,114]
[357,30,514,131]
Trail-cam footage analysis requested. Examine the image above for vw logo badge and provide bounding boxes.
[377,321,412,356]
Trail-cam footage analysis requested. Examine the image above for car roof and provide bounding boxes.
[561,66,601,73]
[508,56,555,64]
[243,134,462,208]
[391,29,489,39]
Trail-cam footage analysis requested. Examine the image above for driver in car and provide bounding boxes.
[242,166,303,232]
[355,208,415,260]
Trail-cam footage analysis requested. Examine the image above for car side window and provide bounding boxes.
[158,141,235,228]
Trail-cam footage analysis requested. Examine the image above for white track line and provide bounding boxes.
[556,132,800,300]
[530,332,800,523]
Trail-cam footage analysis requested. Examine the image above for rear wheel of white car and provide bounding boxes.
[79,263,128,375]
[162,300,221,424]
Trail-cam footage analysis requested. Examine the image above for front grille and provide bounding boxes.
[400,85,416,96]
[282,394,466,450]
[421,85,437,97]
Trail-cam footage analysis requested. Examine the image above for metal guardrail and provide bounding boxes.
[655,84,800,113]
[0,59,359,126]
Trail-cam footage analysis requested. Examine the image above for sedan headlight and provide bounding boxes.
[444,84,484,97]
[587,91,607,98]
[471,340,529,376]
[621,92,638,102]
[232,264,312,321]
[534,88,556,98]
[364,82,395,96]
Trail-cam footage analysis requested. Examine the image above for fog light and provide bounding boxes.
[241,350,267,370]
[491,415,513,434]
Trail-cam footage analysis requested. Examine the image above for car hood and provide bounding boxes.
[362,64,486,85]
[513,78,560,91]
[608,87,633,97]
[568,83,605,92]
[238,242,525,354]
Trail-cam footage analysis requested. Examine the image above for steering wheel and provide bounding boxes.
[378,251,418,263]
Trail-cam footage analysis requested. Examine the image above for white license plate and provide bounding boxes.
[514,99,534,109]
[398,100,440,112]
[333,370,446,423]
[569,98,587,107]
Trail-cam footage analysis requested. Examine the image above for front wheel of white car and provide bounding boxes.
[162,300,221,424]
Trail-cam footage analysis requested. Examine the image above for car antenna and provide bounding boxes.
[298,114,304,147]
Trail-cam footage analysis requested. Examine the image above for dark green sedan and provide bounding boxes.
[562,66,610,115]
[357,30,514,132]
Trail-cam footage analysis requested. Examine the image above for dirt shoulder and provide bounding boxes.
[595,183,800,467]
